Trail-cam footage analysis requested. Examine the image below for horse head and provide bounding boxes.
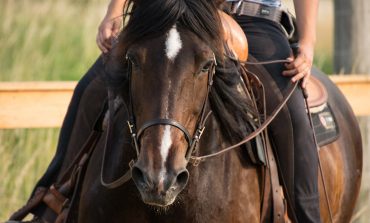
[128,27,216,206]
[105,0,225,207]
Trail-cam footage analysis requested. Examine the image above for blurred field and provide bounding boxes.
[0,0,105,82]
[0,0,105,219]
[283,0,334,74]
[0,0,367,221]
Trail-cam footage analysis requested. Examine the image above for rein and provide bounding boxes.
[100,58,296,189]
[189,59,297,164]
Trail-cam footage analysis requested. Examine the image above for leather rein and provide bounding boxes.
[100,56,296,189]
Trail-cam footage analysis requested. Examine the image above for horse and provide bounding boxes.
[9,0,362,222]
[75,0,362,222]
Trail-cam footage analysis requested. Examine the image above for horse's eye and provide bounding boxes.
[201,62,213,73]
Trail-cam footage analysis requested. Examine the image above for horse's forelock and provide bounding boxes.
[120,0,223,59]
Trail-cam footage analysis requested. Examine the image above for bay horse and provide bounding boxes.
[75,0,362,222]
[10,0,361,222]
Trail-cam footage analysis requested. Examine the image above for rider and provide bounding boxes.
[225,0,321,222]
[24,0,320,222]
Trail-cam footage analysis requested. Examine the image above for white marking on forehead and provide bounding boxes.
[165,25,182,61]
[159,125,172,185]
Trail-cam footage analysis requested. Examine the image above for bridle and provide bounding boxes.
[100,52,298,189]
[125,54,217,161]
[99,48,331,223]
[100,54,217,189]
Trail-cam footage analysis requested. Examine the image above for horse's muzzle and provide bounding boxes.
[131,165,189,207]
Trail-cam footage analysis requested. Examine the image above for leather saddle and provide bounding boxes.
[220,10,328,110]
[219,11,328,108]
[306,76,328,109]
[220,11,248,62]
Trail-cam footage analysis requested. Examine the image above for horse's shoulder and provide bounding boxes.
[219,11,248,62]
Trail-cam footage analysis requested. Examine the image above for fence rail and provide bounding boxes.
[0,82,76,129]
[0,75,369,129]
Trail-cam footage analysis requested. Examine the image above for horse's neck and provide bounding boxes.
[185,117,262,221]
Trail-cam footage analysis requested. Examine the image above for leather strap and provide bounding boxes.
[264,130,285,223]
[42,185,68,215]
[190,63,298,163]
[9,187,48,221]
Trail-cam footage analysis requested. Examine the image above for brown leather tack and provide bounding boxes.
[264,130,286,223]
[9,187,48,221]
[306,76,328,108]
[42,185,67,215]
[219,10,249,62]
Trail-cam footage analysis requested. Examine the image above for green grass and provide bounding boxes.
[0,129,59,219]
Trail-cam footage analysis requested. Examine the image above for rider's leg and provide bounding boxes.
[235,15,321,222]
[29,56,107,216]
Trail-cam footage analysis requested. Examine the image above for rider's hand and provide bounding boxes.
[282,43,314,89]
[96,15,122,53]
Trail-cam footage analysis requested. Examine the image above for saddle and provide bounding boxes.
[219,10,248,62]
[306,76,328,108]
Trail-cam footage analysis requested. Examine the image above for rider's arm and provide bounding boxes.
[96,0,127,53]
[283,0,319,88]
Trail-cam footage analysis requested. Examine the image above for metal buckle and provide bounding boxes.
[198,126,206,138]
[127,121,135,134]
[129,159,135,169]
[231,1,243,14]
[190,157,203,167]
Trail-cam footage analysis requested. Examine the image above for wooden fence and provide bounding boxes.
[0,75,369,129]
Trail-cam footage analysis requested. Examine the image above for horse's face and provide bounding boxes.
[128,26,215,207]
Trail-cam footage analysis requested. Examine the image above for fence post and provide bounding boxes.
[334,0,370,74]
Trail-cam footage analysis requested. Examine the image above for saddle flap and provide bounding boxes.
[306,76,328,108]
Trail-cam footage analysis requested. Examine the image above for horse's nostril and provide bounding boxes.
[131,166,147,188]
[176,169,189,186]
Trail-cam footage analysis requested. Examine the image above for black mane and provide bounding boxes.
[107,0,256,147]
[210,58,258,146]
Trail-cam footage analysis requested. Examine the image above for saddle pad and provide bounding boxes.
[310,103,339,147]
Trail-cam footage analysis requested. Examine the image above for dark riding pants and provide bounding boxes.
[31,57,106,197]
[235,15,321,223]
